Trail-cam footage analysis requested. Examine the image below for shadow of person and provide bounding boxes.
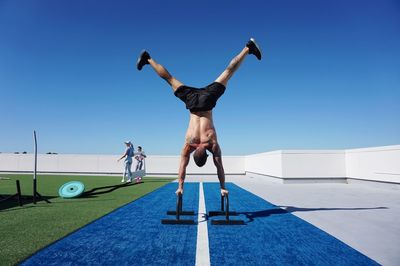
[239,206,388,223]
[239,208,288,223]
[80,181,142,197]
[280,205,388,213]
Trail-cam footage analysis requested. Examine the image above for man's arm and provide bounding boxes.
[211,143,228,196]
[176,144,194,195]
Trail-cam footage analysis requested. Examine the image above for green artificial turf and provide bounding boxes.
[0,174,174,266]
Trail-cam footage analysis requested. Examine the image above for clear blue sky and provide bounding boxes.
[1,0,399,155]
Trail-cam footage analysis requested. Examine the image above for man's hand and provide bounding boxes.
[175,187,184,196]
[220,188,229,196]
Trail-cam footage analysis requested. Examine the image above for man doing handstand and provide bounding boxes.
[136,38,262,196]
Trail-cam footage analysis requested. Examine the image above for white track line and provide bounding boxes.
[196,182,210,266]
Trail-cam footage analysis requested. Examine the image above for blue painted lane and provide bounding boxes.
[204,183,379,266]
[22,183,199,266]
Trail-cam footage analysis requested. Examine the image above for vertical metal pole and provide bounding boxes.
[179,194,183,213]
[225,194,230,222]
[33,130,37,204]
[16,180,23,206]
[176,194,182,220]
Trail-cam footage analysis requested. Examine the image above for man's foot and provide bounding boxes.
[126,179,132,183]
[136,50,151,70]
[246,38,262,60]
[220,188,229,197]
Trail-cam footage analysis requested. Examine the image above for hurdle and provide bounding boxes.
[209,194,245,225]
[161,194,195,225]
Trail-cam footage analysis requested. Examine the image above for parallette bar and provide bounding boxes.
[209,194,245,225]
[161,194,196,225]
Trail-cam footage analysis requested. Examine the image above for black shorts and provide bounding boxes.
[174,82,226,112]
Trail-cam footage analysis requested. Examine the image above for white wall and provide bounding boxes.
[1,145,399,184]
[0,154,244,175]
[245,151,282,177]
[346,145,400,183]
[281,150,346,178]
[0,154,121,173]
[244,150,346,179]
[145,155,244,175]
[243,146,399,183]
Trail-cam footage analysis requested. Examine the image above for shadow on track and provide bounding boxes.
[240,206,388,223]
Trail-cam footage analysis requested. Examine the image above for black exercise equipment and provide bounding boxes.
[161,194,195,225]
[0,180,23,206]
[209,194,245,225]
[33,131,51,204]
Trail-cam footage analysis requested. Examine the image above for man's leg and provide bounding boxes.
[136,50,183,91]
[148,58,183,91]
[215,47,249,87]
[215,38,262,87]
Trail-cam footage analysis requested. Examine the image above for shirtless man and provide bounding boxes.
[136,38,262,196]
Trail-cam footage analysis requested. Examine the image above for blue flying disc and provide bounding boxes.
[58,181,85,198]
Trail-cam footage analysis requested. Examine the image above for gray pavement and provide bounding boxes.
[180,175,400,266]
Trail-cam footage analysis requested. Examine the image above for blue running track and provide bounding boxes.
[22,182,379,265]
[204,183,379,266]
[21,183,199,266]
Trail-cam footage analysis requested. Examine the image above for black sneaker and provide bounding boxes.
[246,38,262,60]
[136,50,151,70]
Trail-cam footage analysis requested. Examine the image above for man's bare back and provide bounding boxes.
[177,110,227,196]
[185,111,217,151]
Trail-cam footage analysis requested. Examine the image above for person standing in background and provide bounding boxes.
[118,141,134,183]
[135,146,146,171]
[134,146,146,182]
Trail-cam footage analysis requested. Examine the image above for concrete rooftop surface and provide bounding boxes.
[182,175,400,266]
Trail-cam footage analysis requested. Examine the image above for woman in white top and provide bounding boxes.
[118,141,134,183]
